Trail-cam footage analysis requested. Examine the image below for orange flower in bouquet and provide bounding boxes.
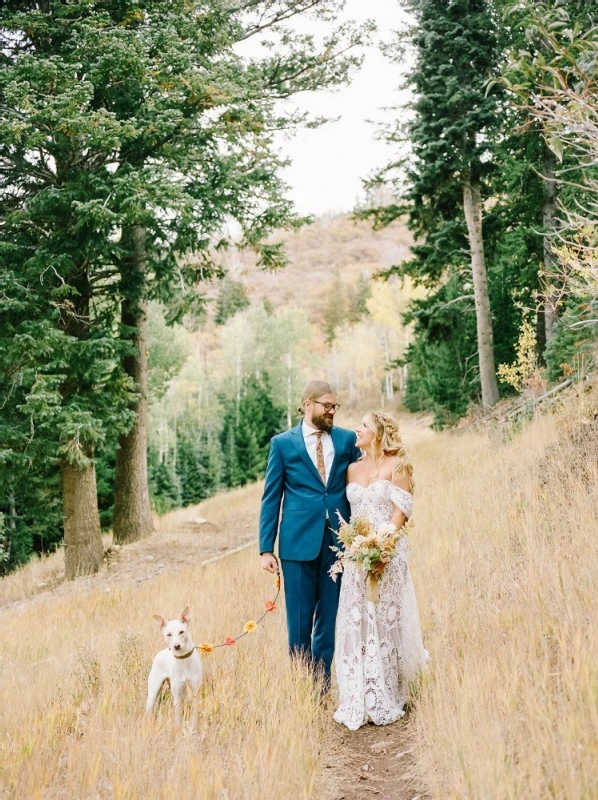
[329,515,406,603]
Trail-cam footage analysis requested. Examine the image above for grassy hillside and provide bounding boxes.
[1,385,596,798]
[412,381,598,798]
[228,214,411,322]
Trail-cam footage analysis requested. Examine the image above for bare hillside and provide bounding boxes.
[229,213,410,320]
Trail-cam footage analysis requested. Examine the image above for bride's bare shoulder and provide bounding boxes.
[347,460,362,481]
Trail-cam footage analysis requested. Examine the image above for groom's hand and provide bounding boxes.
[261,553,279,574]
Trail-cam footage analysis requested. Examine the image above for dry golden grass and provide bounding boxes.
[154,481,265,532]
[410,385,598,799]
[0,484,265,608]
[1,388,597,798]
[0,547,324,799]
[0,533,113,608]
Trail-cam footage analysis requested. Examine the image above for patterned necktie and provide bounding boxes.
[315,431,326,484]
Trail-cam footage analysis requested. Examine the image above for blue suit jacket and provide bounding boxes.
[259,423,361,561]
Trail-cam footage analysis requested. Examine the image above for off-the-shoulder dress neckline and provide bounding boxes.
[346,479,411,495]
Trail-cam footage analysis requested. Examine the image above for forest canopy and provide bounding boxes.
[1,0,598,574]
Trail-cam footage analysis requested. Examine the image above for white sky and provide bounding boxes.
[242,0,412,217]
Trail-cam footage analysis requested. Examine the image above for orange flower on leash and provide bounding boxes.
[224,637,236,646]
[199,642,214,653]
[275,576,281,589]
[265,600,276,612]
[244,620,257,633]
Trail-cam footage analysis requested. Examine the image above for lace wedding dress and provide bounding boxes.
[333,480,429,730]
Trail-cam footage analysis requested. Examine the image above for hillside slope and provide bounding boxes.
[229,214,411,321]
[1,386,596,798]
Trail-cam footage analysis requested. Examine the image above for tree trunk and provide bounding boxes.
[536,301,547,362]
[463,173,500,410]
[57,258,105,577]
[542,144,559,344]
[113,226,154,545]
[8,488,16,533]
[62,451,104,579]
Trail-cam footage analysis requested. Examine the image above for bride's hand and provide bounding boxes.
[261,553,279,574]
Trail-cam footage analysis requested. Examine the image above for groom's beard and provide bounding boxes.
[312,411,334,432]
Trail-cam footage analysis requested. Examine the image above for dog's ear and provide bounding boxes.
[153,615,167,628]
[180,606,191,624]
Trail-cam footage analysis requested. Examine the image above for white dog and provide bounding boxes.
[146,606,203,724]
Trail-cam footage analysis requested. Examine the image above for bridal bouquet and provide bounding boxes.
[328,515,406,603]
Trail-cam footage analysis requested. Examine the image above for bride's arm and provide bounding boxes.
[390,490,408,528]
[389,461,412,529]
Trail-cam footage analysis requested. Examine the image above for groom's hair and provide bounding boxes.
[298,380,336,415]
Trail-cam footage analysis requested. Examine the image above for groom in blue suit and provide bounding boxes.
[259,379,360,687]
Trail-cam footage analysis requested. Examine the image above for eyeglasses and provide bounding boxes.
[313,401,341,413]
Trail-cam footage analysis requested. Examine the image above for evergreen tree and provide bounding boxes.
[322,269,348,344]
[0,514,7,575]
[219,374,285,488]
[221,413,242,489]
[501,0,598,359]
[205,429,224,494]
[214,277,250,326]
[0,0,371,569]
[149,459,182,515]
[236,375,285,481]
[347,273,372,324]
[0,152,135,575]
[0,453,64,571]
[401,276,480,425]
[500,0,598,346]
[362,0,505,411]
[95,444,117,529]
[176,434,207,506]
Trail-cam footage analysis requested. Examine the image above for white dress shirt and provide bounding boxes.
[302,420,335,484]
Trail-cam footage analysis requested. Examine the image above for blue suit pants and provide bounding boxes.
[280,525,341,686]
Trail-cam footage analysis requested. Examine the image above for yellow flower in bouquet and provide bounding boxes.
[329,514,406,602]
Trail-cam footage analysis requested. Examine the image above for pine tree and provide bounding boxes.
[219,374,285,487]
[221,413,242,489]
[214,278,250,326]
[0,0,371,567]
[322,270,348,344]
[0,514,7,575]
[150,460,182,515]
[205,430,224,495]
[347,273,372,323]
[362,0,504,411]
[401,275,480,425]
[176,434,207,506]
[0,117,135,576]
[500,0,598,345]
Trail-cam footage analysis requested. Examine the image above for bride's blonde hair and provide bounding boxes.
[363,411,414,492]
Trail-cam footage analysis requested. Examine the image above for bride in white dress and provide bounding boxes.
[334,411,429,731]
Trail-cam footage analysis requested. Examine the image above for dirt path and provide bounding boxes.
[318,715,425,800]
[0,509,259,615]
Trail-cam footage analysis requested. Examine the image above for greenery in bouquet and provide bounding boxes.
[329,515,407,602]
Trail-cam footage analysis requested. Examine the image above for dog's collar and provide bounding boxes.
[173,646,195,660]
